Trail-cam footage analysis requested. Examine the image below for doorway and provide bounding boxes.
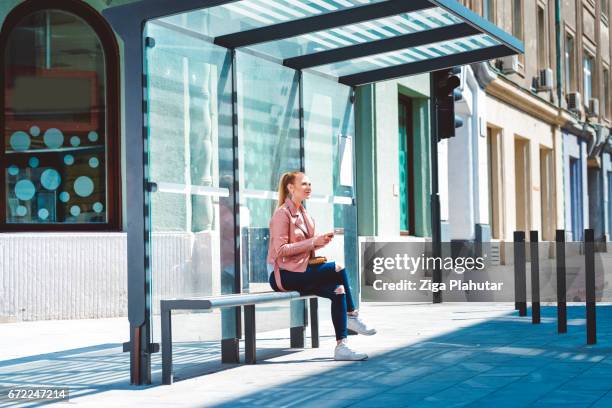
[398,95,415,235]
[539,147,555,241]
[514,137,531,234]
[487,127,504,240]
[569,157,583,241]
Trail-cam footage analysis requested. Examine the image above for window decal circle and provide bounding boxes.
[10,131,30,151]
[15,179,36,200]
[70,136,81,147]
[93,202,104,213]
[43,128,64,149]
[74,176,94,197]
[41,169,61,191]
[70,205,81,216]
[16,205,27,216]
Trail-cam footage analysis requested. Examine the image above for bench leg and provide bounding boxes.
[221,338,240,363]
[290,326,305,348]
[309,298,319,348]
[161,307,173,385]
[221,308,240,363]
[244,305,256,364]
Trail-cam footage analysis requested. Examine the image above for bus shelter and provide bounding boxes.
[96,0,524,384]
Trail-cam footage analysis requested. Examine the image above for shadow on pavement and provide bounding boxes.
[1,306,612,407]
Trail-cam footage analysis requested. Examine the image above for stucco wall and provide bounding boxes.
[486,97,556,242]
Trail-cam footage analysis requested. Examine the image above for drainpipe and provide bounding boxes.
[555,0,562,106]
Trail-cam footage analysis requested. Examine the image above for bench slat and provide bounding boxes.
[161,291,312,310]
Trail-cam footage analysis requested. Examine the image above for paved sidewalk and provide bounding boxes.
[2,303,612,407]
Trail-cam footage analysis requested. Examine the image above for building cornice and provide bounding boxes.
[477,64,612,151]
[485,73,565,126]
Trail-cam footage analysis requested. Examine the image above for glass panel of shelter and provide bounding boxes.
[302,71,358,305]
[235,51,299,332]
[144,21,233,344]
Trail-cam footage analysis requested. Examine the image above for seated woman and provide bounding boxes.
[267,171,376,361]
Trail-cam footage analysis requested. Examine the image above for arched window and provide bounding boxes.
[0,0,120,231]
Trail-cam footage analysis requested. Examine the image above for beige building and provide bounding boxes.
[453,0,612,243]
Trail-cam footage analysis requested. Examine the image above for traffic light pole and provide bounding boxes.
[429,74,442,304]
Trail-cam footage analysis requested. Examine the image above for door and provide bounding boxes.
[514,137,531,234]
[398,96,415,234]
[569,157,583,241]
[487,127,504,239]
[540,148,554,241]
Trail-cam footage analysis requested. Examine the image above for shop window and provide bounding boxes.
[0,0,120,230]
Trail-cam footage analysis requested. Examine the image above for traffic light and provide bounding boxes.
[432,67,463,141]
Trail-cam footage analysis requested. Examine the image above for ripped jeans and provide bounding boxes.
[269,262,356,340]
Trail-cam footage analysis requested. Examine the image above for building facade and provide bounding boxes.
[453,0,612,246]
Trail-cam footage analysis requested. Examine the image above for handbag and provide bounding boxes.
[308,256,327,265]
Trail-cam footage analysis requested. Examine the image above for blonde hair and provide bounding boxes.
[277,171,303,208]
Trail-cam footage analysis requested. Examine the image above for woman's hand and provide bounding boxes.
[314,232,334,247]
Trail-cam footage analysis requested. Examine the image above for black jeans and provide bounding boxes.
[269,262,356,340]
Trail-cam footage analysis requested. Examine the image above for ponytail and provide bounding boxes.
[277,171,303,208]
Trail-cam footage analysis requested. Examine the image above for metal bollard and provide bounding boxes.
[556,230,567,333]
[530,231,540,324]
[584,229,596,345]
[514,231,527,317]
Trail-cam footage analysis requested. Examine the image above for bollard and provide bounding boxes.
[585,229,596,345]
[514,231,527,317]
[556,230,567,333]
[530,231,540,324]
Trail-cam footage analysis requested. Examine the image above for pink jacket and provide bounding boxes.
[267,198,319,291]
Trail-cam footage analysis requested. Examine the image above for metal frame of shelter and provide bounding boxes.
[99,0,524,384]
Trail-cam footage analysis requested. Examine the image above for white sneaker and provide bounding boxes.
[347,311,377,336]
[334,339,368,361]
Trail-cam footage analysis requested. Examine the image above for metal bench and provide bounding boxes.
[161,292,319,385]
